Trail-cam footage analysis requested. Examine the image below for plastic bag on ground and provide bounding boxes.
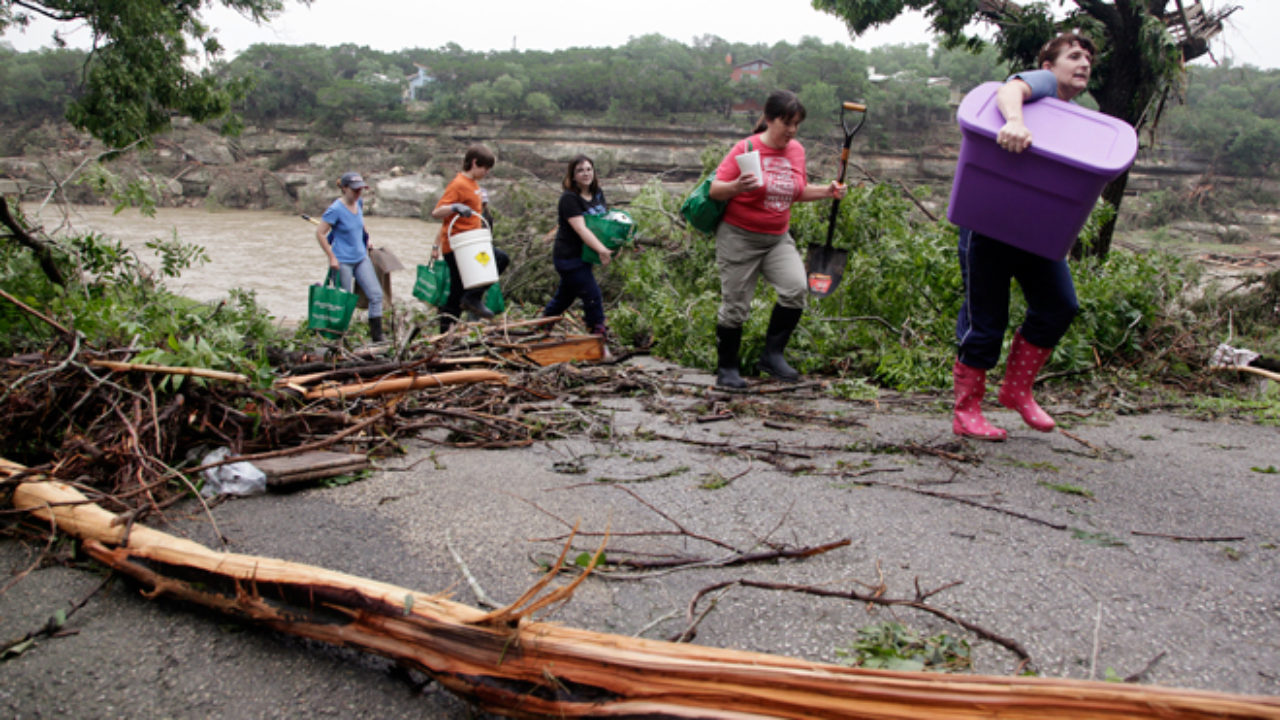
[200,447,267,497]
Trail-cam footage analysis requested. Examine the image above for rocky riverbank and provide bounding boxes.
[3,115,1276,238]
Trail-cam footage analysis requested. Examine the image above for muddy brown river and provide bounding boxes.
[35,204,440,325]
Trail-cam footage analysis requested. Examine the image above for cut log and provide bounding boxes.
[303,369,506,400]
[6,466,1280,720]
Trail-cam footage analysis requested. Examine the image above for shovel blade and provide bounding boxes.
[806,244,848,297]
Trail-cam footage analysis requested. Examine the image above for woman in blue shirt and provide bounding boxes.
[952,33,1095,440]
[315,171,384,342]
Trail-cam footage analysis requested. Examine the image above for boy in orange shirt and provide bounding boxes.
[430,144,510,331]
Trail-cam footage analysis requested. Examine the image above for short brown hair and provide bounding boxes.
[463,144,496,171]
[1038,32,1096,67]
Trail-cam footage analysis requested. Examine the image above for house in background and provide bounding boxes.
[868,66,963,106]
[729,57,772,114]
[405,63,434,102]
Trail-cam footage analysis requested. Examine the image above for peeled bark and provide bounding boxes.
[6,466,1280,719]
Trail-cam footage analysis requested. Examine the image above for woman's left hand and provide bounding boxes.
[829,181,847,200]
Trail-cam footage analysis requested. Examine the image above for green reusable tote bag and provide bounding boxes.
[483,281,505,314]
[582,210,637,264]
[308,270,358,338]
[412,261,451,306]
[679,175,725,236]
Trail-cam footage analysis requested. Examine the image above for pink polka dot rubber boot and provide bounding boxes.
[952,360,1007,441]
[997,332,1056,432]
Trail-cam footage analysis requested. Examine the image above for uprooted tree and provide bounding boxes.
[811,0,1241,259]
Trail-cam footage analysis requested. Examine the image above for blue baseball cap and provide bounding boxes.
[339,172,368,189]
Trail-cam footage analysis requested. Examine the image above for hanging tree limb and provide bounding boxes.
[0,198,65,286]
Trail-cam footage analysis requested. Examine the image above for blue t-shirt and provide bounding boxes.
[1008,69,1058,102]
[321,197,367,264]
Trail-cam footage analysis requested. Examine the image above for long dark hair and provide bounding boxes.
[752,90,806,134]
[562,154,600,195]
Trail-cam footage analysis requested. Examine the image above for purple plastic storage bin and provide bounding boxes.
[947,81,1138,260]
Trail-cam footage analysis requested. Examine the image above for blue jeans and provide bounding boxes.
[543,256,605,332]
[339,256,382,319]
[955,229,1079,370]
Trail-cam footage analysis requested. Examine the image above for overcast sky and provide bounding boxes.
[4,0,1276,69]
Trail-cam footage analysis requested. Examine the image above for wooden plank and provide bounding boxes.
[253,451,369,488]
[507,335,604,366]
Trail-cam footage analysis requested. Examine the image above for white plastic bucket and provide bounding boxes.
[448,216,499,289]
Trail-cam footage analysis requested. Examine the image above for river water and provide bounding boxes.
[34,205,441,325]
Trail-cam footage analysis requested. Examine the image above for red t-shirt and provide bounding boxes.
[715,134,807,235]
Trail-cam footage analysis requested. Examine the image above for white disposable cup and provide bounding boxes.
[735,150,761,182]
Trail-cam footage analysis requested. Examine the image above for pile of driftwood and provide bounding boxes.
[6,316,1280,717]
[0,315,614,518]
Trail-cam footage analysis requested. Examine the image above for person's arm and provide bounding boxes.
[315,221,338,270]
[995,78,1035,153]
[709,173,760,201]
[431,202,474,221]
[797,180,846,203]
[568,215,612,266]
[708,141,760,201]
[431,182,474,221]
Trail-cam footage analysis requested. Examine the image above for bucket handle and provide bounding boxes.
[446,212,491,241]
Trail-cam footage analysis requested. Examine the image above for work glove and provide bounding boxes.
[450,203,474,218]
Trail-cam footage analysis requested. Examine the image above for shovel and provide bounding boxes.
[806,101,867,297]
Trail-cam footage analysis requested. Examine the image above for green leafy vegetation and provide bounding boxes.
[606,174,1205,392]
[836,622,972,672]
[0,211,289,383]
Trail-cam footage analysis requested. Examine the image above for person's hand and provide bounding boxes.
[830,181,846,200]
[597,247,613,266]
[997,119,1033,153]
[431,244,441,261]
[736,172,762,194]
[450,203,474,217]
[327,255,339,270]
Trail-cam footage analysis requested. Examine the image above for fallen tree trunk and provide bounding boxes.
[6,470,1280,719]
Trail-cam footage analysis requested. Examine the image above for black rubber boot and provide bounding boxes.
[368,316,384,343]
[715,325,747,389]
[460,287,494,320]
[757,304,802,382]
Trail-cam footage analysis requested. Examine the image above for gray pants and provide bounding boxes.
[715,222,806,327]
[339,256,383,319]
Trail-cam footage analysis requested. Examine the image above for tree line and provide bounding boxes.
[2,36,1279,175]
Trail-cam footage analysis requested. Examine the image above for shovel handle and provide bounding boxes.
[826,101,868,245]
[301,214,319,225]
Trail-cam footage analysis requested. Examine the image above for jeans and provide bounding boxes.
[543,256,605,332]
[339,256,382,319]
[955,228,1079,369]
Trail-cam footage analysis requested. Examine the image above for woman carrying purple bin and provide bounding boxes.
[951,32,1096,441]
